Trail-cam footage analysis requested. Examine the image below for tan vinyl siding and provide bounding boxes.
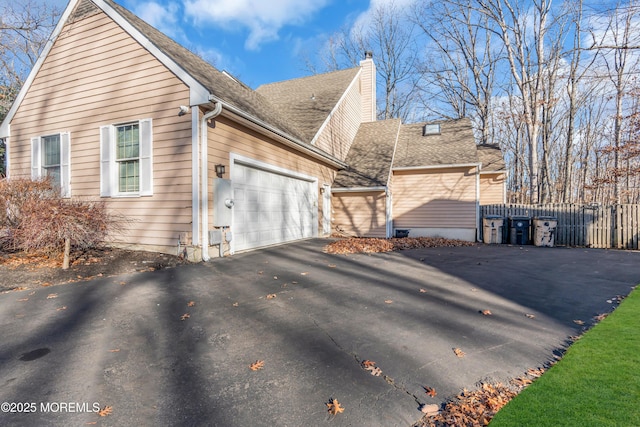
[392,167,477,228]
[332,191,387,238]
[480,173,506,205]
[313,79,361,162]
[207,115,338,231]
[8,11,193,252]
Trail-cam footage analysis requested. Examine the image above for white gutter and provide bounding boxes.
[331,186,387,193]
[209,95,347,170]
[200,102,223,261]
[393,162,482,172]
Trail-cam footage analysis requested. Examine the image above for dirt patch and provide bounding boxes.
[0,247,189,293]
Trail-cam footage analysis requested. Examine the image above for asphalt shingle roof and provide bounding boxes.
[98,0,346,145]
[256,69,360,143]
[477,144,506,172]
[393,118,479,168]
[333,119,401,188]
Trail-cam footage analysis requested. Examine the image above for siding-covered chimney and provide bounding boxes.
[359,51,376,123]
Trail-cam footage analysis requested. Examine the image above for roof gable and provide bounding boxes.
[256,68,360,143]
[334,119,401,188]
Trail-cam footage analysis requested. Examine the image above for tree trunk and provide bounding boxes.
[62,237,71,270]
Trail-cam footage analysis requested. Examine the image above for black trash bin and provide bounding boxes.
[508,216,531,245]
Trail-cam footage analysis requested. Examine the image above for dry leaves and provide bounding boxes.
[250,360,265,371]
[525,313,536,319]
[480,309,492,316]
[573,319,585,325]
[422,383,517,427]
[180,313,190,321]
[384,299,393,304]
[594,313,608,322]
[419,288,428,293]
[453,348,466,358]
[46,293,58,299]
[266,293,277,299]
[326,398,345,415]
[424,386,437,397]
[187,301,195,307]
[361,360,382,376]
[56,306,67,311]
[324,237,475,254]
[97,406,112,417]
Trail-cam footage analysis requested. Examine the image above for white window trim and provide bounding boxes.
[30,131,71,198]
[100,118,153,198]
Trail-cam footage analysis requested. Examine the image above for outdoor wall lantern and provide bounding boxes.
[215,164,226,178]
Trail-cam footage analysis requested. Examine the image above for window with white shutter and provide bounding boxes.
[30,132,71,198]
[100,118,153,197]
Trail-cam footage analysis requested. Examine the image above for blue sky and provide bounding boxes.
[115,0,376,88]
[28,0,386,89]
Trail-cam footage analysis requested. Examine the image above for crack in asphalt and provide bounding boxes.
[308,316,424,408]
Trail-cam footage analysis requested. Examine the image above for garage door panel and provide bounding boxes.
[232,162,317,252]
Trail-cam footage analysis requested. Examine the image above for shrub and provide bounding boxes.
[0,178,127,255]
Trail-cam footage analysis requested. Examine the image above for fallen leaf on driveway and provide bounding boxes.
[328,264,336,268]
[525,313,536,319]
[180,313,190,321]
[424,386,437,397]
[98,406,112,417]
[361,360,376,368]
[232,302,239,307]
[526,367,545,378]
[108,349,120,353]
[187,301,195,307]
[384,299,393,304]
[419,288,428,293]
[266,293,277,299]
[326,398,344,415]
[453,348,465,358]
[18,298,28,302]
[56,306,67,311]
[300,272,309,276]
[249,360,265,371]
[480,309,492,316]
[594,313,608,322]
[573,319,585,325]
[46,293,58,299]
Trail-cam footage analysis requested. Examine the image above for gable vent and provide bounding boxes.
[423,124,440,136]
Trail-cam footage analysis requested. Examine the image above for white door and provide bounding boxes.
[232,160,318,252]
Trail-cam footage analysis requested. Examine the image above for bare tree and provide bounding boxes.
[413,0,500,144]
[305,1,421,121]
[0,1,60,176]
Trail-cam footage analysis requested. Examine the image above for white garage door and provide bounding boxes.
[232,159,318,252]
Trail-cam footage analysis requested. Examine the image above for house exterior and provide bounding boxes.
[477,144,507,205]
[0,0,505,261]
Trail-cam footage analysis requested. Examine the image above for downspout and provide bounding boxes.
[476,164,481,242]
[200,102,223,261]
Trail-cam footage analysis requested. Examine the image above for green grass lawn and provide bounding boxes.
[490,286,640,427]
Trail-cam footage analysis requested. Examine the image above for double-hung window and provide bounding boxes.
[100,118,153,197]
[31,132,71,197]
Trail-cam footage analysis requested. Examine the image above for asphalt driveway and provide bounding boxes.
[1,240,638,426]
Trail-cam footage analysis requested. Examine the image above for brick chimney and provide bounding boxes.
[359,51,376,123]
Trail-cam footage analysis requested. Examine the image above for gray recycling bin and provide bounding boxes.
[482,215,504,244]
[508,216,531,245]
[533,216,557,247]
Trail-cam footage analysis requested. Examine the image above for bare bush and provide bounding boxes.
[0,178,128,261]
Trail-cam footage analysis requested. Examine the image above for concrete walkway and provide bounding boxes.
[1,241,638,426]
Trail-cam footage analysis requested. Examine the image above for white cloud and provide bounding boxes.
[183,0,330,50]
[133,1,181,38]
[352,0,417,34]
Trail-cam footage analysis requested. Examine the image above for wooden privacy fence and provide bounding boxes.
[479,204,640,250]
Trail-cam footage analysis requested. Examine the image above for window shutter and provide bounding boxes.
[139,118,153,196]
[60,132,71,198]
[31,137,41,179]
[100,125,112,197]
